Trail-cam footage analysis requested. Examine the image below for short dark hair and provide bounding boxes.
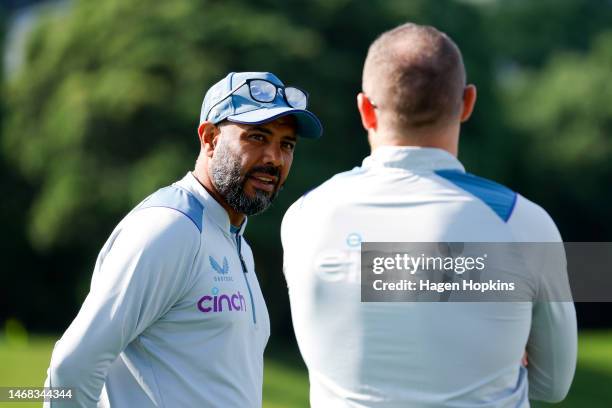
[362,23,466,131]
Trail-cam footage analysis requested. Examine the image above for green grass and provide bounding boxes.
[533,331,612,408]
[0,336,310,408]
[1,332,610,407]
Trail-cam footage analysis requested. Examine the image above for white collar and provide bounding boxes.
[175,172,247,236]
[362,146,465,172]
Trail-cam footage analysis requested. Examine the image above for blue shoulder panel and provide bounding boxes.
[138,186,204,232]
[435,169,517,222]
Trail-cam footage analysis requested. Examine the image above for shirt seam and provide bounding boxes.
[181,225,203,301]
[365,166,464,174]
[433,171,513,223]
[135,337,167,408]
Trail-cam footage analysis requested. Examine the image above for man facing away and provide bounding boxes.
[44,71,322,407]
[282,23,577,407]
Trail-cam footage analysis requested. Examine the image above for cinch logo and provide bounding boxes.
[210,255,233,282]
[197,289,247,313]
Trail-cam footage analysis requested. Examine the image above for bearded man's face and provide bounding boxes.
[209,118,297,216]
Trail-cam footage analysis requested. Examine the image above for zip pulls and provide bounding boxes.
[235,232,257,325]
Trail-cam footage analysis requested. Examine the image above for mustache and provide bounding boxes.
[245,165,280,179]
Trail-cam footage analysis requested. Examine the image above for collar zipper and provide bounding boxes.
[236,232,257,325]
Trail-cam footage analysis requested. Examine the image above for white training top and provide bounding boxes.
[45,172,270,408]
[282,146,577,408]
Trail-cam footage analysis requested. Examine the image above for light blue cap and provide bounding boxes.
[200,72,323,139]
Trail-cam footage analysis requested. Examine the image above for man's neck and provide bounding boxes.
[368,126,459,157]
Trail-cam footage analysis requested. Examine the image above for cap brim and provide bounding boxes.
[227,107,323,139]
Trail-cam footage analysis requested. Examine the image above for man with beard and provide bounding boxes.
[45,72,322,407]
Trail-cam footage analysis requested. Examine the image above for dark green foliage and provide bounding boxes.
[1,0,611,333]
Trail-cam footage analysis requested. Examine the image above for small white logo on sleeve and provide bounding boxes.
[346,233,362,248]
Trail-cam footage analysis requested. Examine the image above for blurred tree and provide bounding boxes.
[503,31,612,240]
[485,0,612,68]
[486,1,612,326]
[2,0,326,331]
[1,0,611,334]
[3,0,325,251]
[457,0,612,241]
[1,0,486,335]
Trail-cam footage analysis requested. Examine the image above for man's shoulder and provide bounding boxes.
[281,167,368,237]
[509,193,562,242]
[434,169,560,240]
[434,169,518,223]
[290,166,367,208]
[133,184,204,234]
[105,185,204,255]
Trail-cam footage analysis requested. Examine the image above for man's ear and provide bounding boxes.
[460,84,477,123]
[357,92,378,131]
[198,121,219,158]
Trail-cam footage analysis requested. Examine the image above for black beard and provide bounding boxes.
[209,143,282,216]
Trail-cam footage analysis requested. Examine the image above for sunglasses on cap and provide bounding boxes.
[205,79,309,122]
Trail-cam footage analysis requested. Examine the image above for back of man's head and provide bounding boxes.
[362,23,466,135]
